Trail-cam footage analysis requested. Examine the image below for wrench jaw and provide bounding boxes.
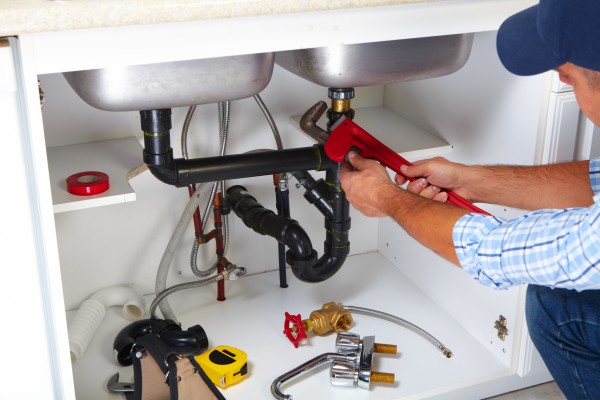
[299,101,329,144]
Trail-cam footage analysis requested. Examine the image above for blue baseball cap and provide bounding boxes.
[497,0,600,76]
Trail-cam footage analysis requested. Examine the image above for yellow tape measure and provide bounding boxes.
[195,345,248,388]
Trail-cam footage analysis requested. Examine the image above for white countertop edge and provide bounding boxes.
[19,0,536,75]
[0,0,440,36]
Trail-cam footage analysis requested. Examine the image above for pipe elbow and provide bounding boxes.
[285,220,349,282]
[289,204,351,283]
[147,163,178,186]
[113,318,209,366]
[89,285,145,321]
[290,254,348,283]
[113,318,174,366]
[282,222,314,260]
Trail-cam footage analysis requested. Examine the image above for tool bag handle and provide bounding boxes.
[132,333,226,400]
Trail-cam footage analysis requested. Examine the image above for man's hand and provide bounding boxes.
[396,157,473,203]
[339,151,400,217]
[340,152,471,215]
[339,151,467,265]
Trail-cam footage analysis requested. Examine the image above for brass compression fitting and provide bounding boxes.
[328,87,355,125]
[329,88,354,113]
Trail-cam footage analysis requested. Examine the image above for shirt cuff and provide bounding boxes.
[453,213,509,288]
[590,157,600,195]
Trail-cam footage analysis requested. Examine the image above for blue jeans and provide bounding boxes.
[526,285,600,400]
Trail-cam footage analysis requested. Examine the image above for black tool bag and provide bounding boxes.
[131,333,226,400]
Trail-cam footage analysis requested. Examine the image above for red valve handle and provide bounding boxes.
[283,312,307,348]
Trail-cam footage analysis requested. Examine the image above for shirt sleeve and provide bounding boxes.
[589,157,600,194]
[453,197,600,291]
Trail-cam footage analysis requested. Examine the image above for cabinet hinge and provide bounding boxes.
[494,315,508,341]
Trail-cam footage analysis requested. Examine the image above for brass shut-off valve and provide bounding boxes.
[283,302,353,348]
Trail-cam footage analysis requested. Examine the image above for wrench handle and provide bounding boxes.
[326,118,490,215]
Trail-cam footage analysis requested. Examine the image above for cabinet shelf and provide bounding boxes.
[47,137,142,213]
[292,105,452,160]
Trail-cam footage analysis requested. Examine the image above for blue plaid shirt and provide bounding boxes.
[454,158,600,291]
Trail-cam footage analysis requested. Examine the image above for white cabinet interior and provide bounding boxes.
[35,30,558,399]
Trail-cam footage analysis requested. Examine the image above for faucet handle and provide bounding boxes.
[334,333,397,389]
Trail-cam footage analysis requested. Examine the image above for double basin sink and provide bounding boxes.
[64,34,474,111]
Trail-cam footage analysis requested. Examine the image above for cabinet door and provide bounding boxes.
[541,90,580,164]
[1,37,75,399]
[518,73,581,377]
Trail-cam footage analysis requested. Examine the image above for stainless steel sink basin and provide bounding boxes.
[63,53,275,111]
[275,34,473,88]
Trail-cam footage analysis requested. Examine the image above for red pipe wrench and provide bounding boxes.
[325,116,490,215]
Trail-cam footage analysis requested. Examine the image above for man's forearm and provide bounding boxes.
[381,185,469,265]
[464,161,592,210]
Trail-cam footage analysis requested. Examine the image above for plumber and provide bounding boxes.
[339,0,600,398]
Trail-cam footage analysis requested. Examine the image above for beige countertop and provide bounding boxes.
[0,0,437,36]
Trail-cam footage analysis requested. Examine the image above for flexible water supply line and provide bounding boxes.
[254,93,283,151]
[198,101,231,274]
[342,305,453,358]
[184,102,231,277]
[151,275,220,320]
[182,104,207,275]
[218,102,231,257]
[181,105,196,161]
[200,101,230,237]
[150,262,246,319]
[68,286,145,363]
[155,183,212,323]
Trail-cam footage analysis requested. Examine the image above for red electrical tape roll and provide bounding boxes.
[66,171,110,196]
